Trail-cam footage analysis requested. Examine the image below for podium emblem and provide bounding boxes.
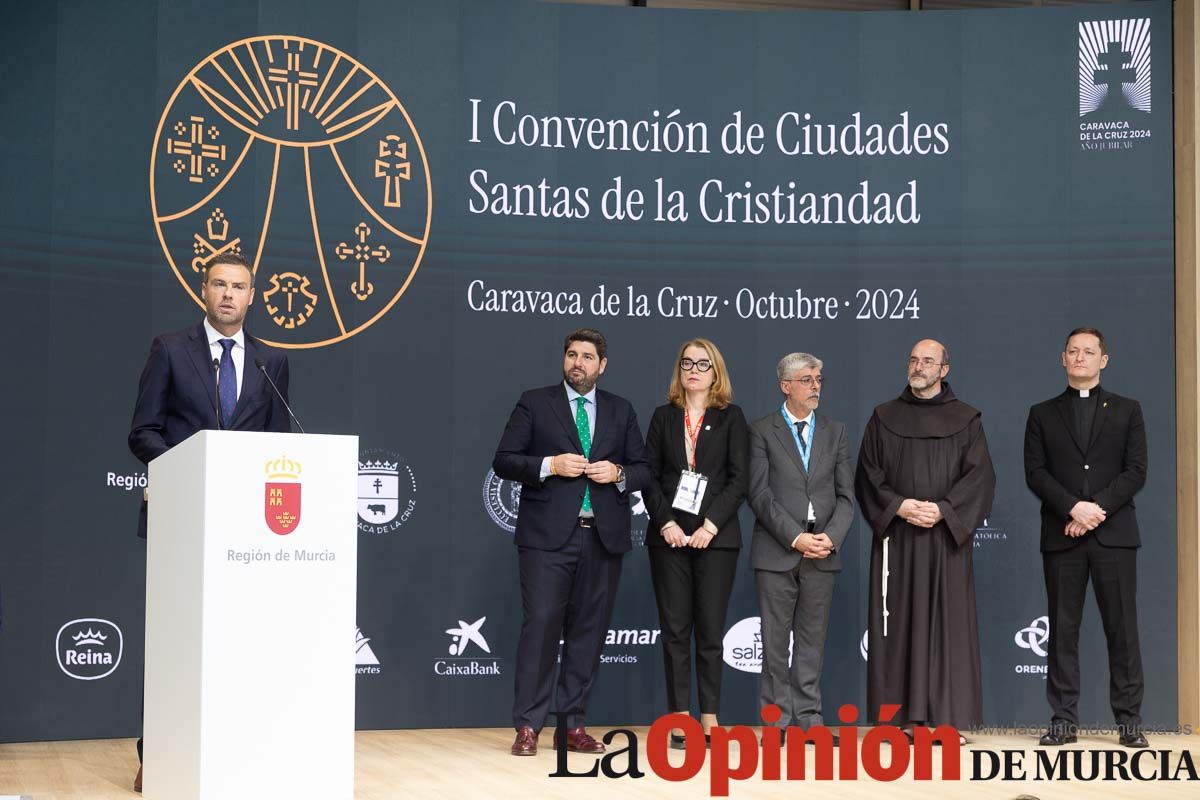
[265,454,302,535]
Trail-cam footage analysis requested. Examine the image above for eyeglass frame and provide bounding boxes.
[781,375,825,387]
[907,357,946,369]
[679,357,714,373]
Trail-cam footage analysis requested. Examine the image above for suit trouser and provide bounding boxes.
[647,546,739,714]
[756,559,836,729]
[1043,536,1143,732]
[513,521,622,731]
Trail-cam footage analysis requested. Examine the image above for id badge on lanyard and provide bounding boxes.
[673,408,709,514]
[672,470,708,514]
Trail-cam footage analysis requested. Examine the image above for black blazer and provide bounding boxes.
[642,403,749,549]
[128,322,292,538]
[1024,387,1147,552]
[492,383,650,555]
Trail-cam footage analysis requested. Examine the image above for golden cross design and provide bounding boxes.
[267,47,319,131]
[335,222,390,301]
[167,116,226,184]
[374,135,411,208]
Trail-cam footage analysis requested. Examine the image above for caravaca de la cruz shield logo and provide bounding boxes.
[265,454,302,535]
[151,36,432,349]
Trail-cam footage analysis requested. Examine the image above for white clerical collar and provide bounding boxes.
[204,318,245,349]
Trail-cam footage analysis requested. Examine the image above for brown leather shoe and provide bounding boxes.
[133,765,143,792]
[511,726,538,756]
[553,726,605,754]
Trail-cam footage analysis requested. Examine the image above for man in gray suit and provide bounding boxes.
[748,352,855,736]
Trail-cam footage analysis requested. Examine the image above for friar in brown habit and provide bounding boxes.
[855,339,995,733]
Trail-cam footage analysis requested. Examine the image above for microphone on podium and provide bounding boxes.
[254,357,305,434]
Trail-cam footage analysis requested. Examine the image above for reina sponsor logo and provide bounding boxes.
[435,616,501,676]
[356,626,381,676]
[56,618,124,681]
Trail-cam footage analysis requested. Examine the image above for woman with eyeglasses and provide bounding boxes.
[642,338,749,748]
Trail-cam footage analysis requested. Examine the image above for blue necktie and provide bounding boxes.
[218,338,237,426]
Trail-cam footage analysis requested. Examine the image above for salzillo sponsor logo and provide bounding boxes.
[1014,616,1050,676]
[435,616,501,676]
[56,618,123,680]
[722,617,763,673]
[356,626,381,675]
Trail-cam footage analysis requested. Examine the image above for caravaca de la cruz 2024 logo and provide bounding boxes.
[151,36,431,348]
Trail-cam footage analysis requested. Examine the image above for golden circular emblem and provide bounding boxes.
[150,36,431,349]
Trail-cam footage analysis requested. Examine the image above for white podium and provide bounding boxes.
[143,430,358,800]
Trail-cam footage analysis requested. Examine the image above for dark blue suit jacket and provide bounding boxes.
[493,383,649,554]
[128,322,291,537]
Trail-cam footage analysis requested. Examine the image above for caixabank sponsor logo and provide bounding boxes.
[56,618,123,680]
[357,447,417,535]
[1078,17,1153,152]
[435,616,501,676]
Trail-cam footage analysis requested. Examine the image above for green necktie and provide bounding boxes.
[575,396,592,513]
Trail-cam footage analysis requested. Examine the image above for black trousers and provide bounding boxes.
[513,521,622,732]
[647,546,739,714]
[1043,536,1144,731]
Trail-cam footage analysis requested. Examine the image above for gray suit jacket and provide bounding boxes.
[748,410,855,572]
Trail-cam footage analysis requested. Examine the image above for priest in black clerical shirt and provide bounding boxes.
[1024,327,1149,749]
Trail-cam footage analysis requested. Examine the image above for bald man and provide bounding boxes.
[855,339,995,736]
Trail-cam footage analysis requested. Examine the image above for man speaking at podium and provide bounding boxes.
[126,252,291,791]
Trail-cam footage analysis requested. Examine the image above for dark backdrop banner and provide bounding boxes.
[0,0,1175,741]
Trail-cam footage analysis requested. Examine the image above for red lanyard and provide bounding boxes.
[684,408,705,470]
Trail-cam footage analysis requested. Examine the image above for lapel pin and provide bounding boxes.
[1103,402,1108,408]
[705,425,711,431]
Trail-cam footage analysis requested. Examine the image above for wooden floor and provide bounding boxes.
[2,728,1198,798]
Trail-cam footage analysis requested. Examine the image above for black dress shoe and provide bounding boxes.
[1038,730,1077,746]
[669,733,687,750]
[1119,732,1149,748]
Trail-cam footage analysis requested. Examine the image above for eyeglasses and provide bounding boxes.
[680,358,713,373]
[907,357,944,369]
[783,376,824,387]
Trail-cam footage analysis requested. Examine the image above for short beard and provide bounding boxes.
[565,372,597,395]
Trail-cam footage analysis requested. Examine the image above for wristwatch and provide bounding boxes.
[615,464,626,483]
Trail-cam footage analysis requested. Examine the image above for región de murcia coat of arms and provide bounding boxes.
[265,454,302,535]
[151,36,432,349]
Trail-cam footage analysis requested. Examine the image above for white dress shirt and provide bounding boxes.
[203,318,245,400]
